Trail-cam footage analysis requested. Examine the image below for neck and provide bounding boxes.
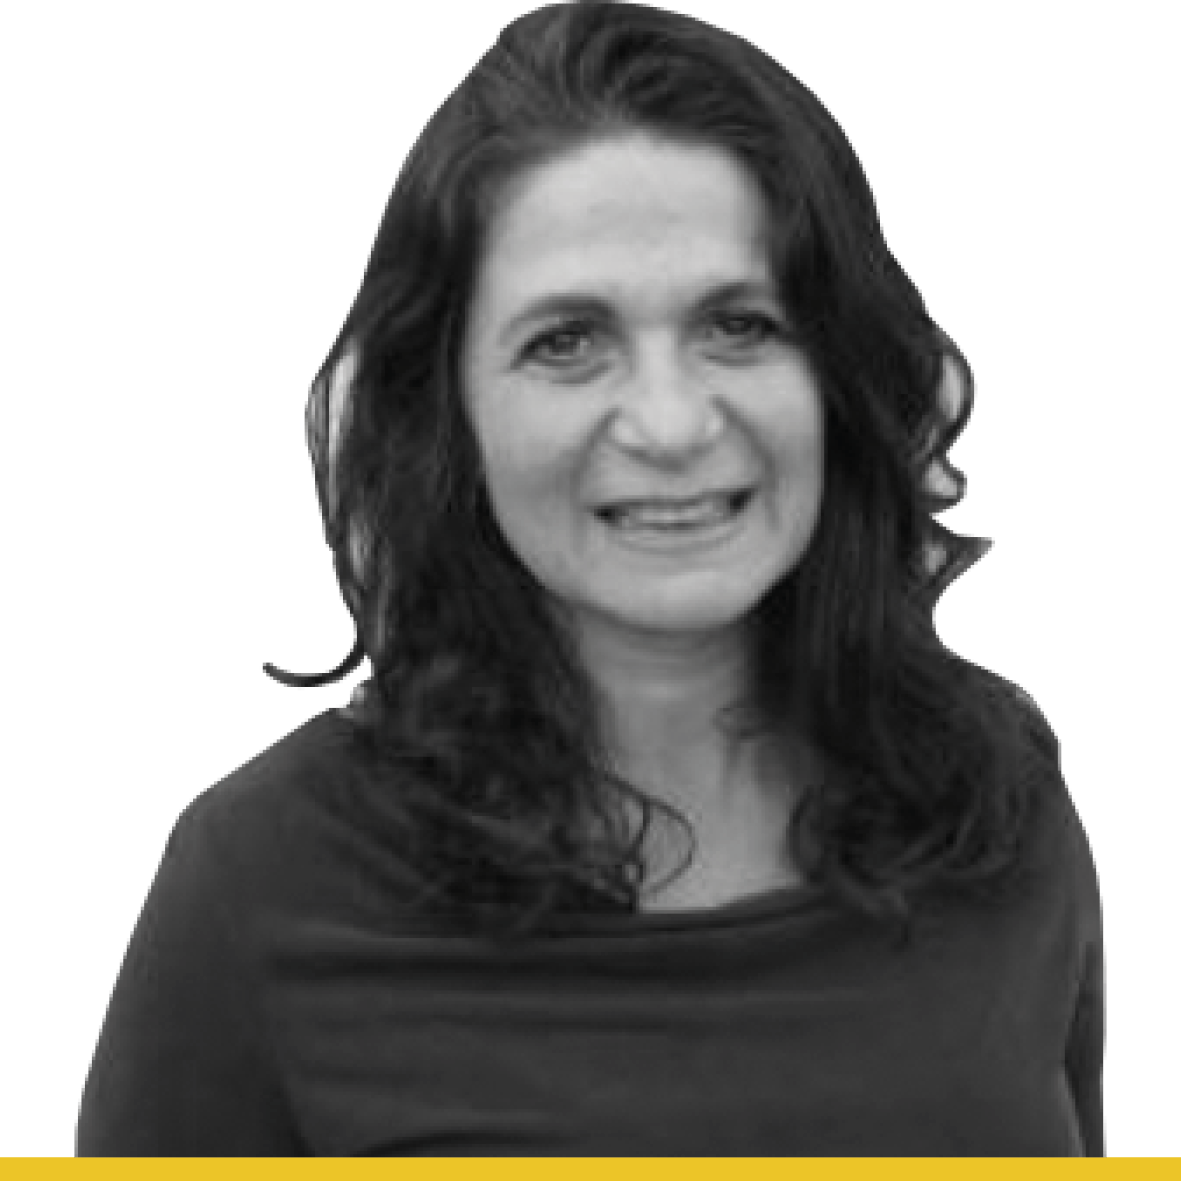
[573,615,766,815]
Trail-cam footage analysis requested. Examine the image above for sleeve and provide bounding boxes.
[1063,805,1105,1158]
[1065,937,1104,1156]
[76,806,306,1156]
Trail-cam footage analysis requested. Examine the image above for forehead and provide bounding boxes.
[476,133,775,309]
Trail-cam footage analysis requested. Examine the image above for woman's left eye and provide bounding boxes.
[708,311,781,345]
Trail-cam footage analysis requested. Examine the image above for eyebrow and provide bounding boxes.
[498,280,783,346]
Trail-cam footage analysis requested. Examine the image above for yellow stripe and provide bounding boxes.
[4,1160,1171,1177]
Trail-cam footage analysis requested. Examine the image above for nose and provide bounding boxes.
[607,350,725,461]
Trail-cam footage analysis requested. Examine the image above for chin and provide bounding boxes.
[605,589,762,635]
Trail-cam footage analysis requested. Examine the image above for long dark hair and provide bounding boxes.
[264,0,1063,941]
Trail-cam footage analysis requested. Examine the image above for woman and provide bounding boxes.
[77,0,1104,1156]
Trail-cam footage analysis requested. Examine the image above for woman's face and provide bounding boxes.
[460,131,824,646]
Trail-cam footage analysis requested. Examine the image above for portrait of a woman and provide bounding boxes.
[76,0,1104,1156]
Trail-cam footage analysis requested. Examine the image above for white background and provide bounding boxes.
[2,0,1177,1157]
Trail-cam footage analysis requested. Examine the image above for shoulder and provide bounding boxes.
[1002,743,1103,980]
[179,708,355,837]
[1056,785,1103,955]
[165,707,418,929]
[1004,681,1101,940]
[171,709,352,865]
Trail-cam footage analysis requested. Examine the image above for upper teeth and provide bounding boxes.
[608,493,737,526]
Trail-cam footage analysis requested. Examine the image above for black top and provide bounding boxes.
[77,707,1104,1156]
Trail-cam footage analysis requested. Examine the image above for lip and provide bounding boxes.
[595,485,754,512]
[595,487,757,552]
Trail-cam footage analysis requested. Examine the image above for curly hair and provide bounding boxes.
[263,0,1064,943]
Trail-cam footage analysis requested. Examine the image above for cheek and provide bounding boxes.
[480,435,566,511]
[476,425,582,552]
[756,384,825,477]
[470,397,533,491]
[475,392,588,501]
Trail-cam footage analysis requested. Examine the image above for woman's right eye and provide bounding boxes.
[522,321,601,366]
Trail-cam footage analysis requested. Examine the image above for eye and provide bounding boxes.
[708,311,782,347]
[521,320,601,366]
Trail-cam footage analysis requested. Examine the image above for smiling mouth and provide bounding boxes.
[594,487,756,533]
[594,487,754,525]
